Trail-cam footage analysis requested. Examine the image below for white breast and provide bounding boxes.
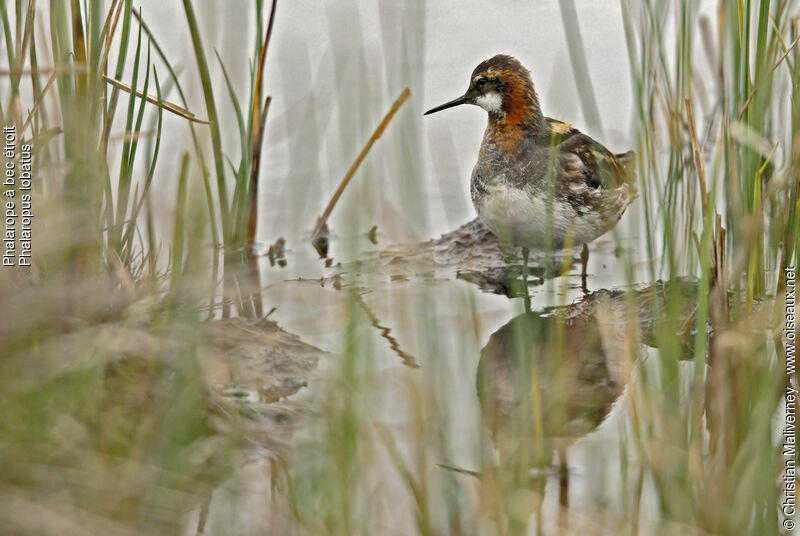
[475,183,603,249]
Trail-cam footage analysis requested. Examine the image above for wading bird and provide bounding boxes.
[425,54,635,293]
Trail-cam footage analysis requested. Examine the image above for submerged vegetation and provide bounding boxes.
[0,1,797,535]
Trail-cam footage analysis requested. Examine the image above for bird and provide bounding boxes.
[424,54,635,294]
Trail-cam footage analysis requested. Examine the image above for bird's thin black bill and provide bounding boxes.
[424,95,467,115]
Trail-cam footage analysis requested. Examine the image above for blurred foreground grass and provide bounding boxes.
[0,1,798,535]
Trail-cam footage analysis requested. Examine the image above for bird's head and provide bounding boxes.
[425,54,542,128]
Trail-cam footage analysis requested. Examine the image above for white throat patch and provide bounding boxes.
[475,92,503,114]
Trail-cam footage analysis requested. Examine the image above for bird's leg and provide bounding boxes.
[580,243,589,294]
[522,247,531,311]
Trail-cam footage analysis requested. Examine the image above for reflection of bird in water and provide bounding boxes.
[476,294,630,533]
[477,291,644,533]
[477,309,625,452]
[473,278,727,532]
[477,276,741,452]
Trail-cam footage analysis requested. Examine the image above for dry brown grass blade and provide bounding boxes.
[109,130,156,142]
[102,74,210,124]
[248,0,278,228]
[685,98,708,213]
[244,0,279,319]
[738,34,800,120]
[247,98,273,230]
[246,96,272,318]
[100,0,124,74]
[21,71,57,132]
[19,0,36,70]
[69,0,87,89]
[312,87,412,239]
[99,0,121,44]
[251,0,278,142]
[354,292,419,368]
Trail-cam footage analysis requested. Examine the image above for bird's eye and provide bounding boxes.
[476,78,487,88]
